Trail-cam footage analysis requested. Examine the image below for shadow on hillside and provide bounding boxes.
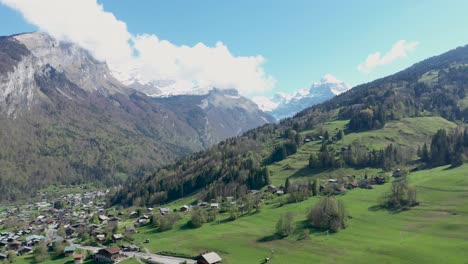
[368,204,410,214]
[257,234,282,242]
[443,164,463,171]
[290,166,326,178]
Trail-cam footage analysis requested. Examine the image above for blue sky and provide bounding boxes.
[1,0,468,96]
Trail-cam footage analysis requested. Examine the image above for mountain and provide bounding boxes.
[0,32,273,201]
[112,43,468,207]
[253,74,351,120]
[152,88,275,147]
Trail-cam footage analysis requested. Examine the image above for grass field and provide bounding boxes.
[124,117,467,263]
[128,164,468,264]
[9,116,468,264]
[268,116,457,186]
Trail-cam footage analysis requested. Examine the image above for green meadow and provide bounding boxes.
[130,164,468,264]
[124,117,468,263]
[9,117,468,264]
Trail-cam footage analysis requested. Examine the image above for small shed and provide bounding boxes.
[198,252,222,264]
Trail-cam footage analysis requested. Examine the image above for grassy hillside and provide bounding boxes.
[268,116,457,186]
[117,116,466,263]
[129,164,468,264]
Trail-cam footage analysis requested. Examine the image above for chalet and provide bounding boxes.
[318,136,324,140]
[129,211,138,218]
[0,253,7,261]
[96,234,106,243]
[17,246,32,255]
[94,247,124,263]
[267,185,277,192]
[303,138,311,143]
[392,169,403,177]
[198,252,222,264]
[373,176,386,185]
[276,190,285,196]
[180,205,190,212]
[328,179,338,183]
[358,179,373,189]
[125,225,137,235]
[74,254,85,264]
[198,202,208,207]
[250,190,260,195]
[65,226,75,237]
[210,203,219,209]
[25,234,45,247]
[112,234,123,243]
[159,208,170,215]
[98,215,109,222]
[64,245,76,256]
[8,241,21,250]
[108,217,120,228]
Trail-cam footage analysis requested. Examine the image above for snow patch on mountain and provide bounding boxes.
[253,74,351,120]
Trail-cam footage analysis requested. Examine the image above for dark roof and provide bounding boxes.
[99,247,120,255]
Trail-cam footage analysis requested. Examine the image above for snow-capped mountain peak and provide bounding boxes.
[253,74,351,120]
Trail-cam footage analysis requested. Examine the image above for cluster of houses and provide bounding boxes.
[0,190,113,259]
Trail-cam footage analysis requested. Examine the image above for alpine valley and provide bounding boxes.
[0,32,274,201]
[0,5,468,264]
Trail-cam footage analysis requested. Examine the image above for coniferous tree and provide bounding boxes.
[284,178,291,193]
[311,179,319,196]
[422,143,430,162]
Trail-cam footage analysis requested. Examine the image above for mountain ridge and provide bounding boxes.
[0,32,274,201]
[253,74,351,120]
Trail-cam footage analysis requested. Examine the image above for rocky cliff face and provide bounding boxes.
[154,88,275,148]
[0,32,274,201]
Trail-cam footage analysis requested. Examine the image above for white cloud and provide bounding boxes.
[0,0,275,95]
[357,40,419,73]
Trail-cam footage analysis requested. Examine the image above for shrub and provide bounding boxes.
[307,196,347,233]
[188,209,206,228]
[381,176,418,210]
[275,212,294,237]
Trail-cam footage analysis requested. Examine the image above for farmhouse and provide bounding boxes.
[74,254,85,264]
[267,185,277,192]
[64,245,76,256]
[392,169,403,177]
[180,205,190,212]
[17,246,32,255]
[125,225,137,235]
[112,234,123,243]
[159,208,170,215]
[94,247,125,263]
[198,252,222,264]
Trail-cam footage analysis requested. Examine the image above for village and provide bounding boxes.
[0,188,224,264]
[0,168,406,264]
